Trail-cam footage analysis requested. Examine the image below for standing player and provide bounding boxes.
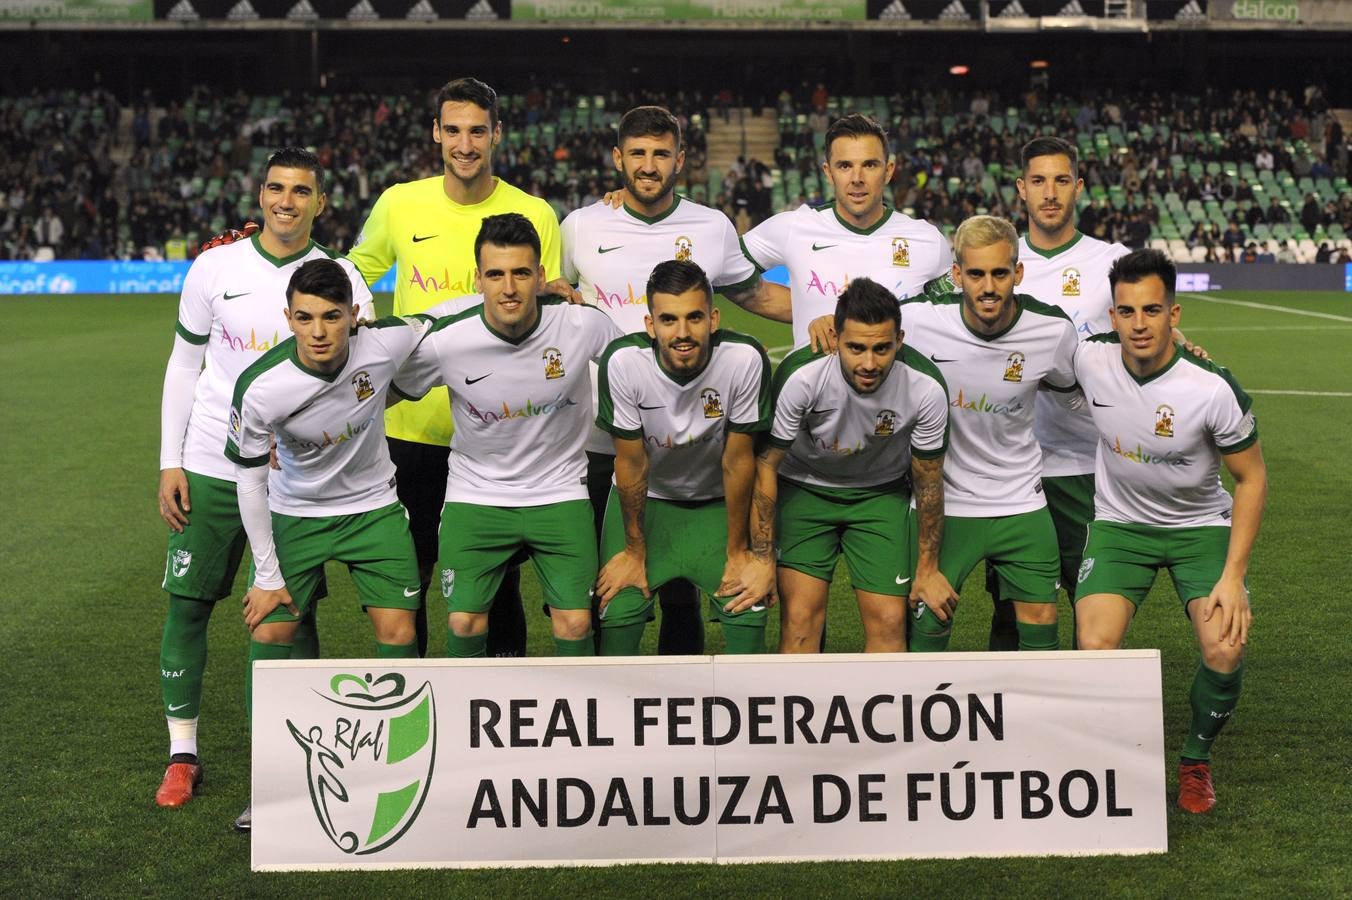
[228,259,427,832]
[899,216,1079,653]
[393,214,622,657]
[563,105,790,654]
[1072,250,1265,814]
[592,260,772,655]
[741,113,951,351]
[348,77,565,658]
[729,278,955,652]
[155,148,371,809]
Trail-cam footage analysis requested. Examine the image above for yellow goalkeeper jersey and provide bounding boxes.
[348,175,562,446]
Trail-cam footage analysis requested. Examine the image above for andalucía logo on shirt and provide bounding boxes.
[1154,404,1175,438]
[701,388,724,418]
[891,237,911,267]
[874,409,897,436]
[674,235,693,262]
[352,370,375,401]
[543,347,565,380]
[1003,352,1025,383]
[287,672,436,855]
[1061,267,1082,296]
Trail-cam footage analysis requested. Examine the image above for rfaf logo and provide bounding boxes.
[287,672,436,855]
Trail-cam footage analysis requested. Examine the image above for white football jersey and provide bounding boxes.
[742,205,951,350]
[596,330,771,501]
[1019,232,1131,477]
[394,299,623,506]
[226,317,426,516]
[171,235,373,481]
[900,294,1079,516]
[1074,337,1258,528]
[769,346,949,492]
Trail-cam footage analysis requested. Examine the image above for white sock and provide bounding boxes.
[167,716,199,759]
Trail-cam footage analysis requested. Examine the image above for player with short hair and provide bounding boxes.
[593,259,772,655]
[741,112,951,351]
[729,278,954,652]
[154,147,371,810]
[900,216,1080,653]
[227,257,428,831]
[1072,249,1265,815]
[348,76,566,658]
[393,214,622,658]
[563,104,790,654]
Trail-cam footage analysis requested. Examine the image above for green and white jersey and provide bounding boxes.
[393,298,622,507]
[899,293,1079,516]
[169,234,373,481]
[1074,337,1258,528]
[225,317,426,516]
[596,330,771,502]
[769,346,949,493]
[742,205,951,350]
[1021,232,1131,477]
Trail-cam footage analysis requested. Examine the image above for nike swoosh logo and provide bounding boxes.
[913,601,927,620]
[1092,399,1113,408]
[598,245,623,254]
[811,243,837,251]
[412,234,438,243]
[465,374,492,385]
[930,355,957,363]
[222,291,250,300]
[168,703,190,712]
[810,408,837,416]
[895,575,910,585]
[1196,733,1213,741]
[403,587,420,597]
[638,403,665,410]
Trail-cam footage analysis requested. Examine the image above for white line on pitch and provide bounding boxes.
[1250,390,1352,397]
[1186,325,1352,331]
[1179,293,1352,322]
[767,344,794,362]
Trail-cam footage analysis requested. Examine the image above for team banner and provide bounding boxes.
[0,0,152,20]
[512,0,866,21]
[252,652,1166,871]
[0,261,398,295]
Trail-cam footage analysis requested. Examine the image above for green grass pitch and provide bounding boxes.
[0,289,1348,896]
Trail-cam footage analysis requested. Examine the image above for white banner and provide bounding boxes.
[251,651,1166,871]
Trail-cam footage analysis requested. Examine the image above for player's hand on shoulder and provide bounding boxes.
[242,584,297,631]
[158,467,191,532]
[600,188,628,210]
[546,277,584,304]
[808,315,837,353]
[199,221,259,254]
[595,548,649,609]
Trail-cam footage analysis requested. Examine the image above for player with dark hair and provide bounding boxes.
[1072,249,1265,814]
[593,259,773,655]
[154,148,371,811]
[728,277,954,653]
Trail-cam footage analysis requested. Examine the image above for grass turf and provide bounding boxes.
[0,289,1348,895]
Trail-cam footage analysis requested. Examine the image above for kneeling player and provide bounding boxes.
[593,260,772,654]
[1072,249,1266,814]
[393,214,622,657]
[228,259,427,830]
[731,278,955,652]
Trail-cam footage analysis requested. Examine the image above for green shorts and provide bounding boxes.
[597,488,767,629]
[162,470,247,602]
[1042,473,1096,594]
[439,500,597,615]
[1074,520,1232,610]
[262,501,420,625]
[938,509,1060,603]
[777,479,912,596]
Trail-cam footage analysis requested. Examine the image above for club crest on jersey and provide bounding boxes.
[701,388,724,419]
[1061,267,1082,296]
[1078,557,1095,584]
[351,370,375,401]
[891,237,911,267]
[1155,404,1175,438]
[1003,351,1025,383]
[441,568,455,597]
[170,549,192,578]
[543,347,565,380]
[874,409,897,436]
[674,235,693,262]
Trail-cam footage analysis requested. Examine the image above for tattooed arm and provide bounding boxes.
[721,278,792,324]
[908,453,959,621]
[721,443,785,612]
[594,436,651,608]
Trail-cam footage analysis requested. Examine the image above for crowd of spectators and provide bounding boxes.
[1,81,1347,263]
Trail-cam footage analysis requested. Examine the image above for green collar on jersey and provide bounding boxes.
[960,293,1027,342]
[651,330,720,386]
[1120,339,1183,386]
[827,204,893,236]
[251,232,317,268]
[288,338,346,382]
[624,194,682,225]
[1024,230,1084,260]
[479,295,568,345]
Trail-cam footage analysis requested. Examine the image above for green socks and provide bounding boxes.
[554,634,594,656]
[1016,621,1060,652]
[909,605,953,652]
[160,596,212,726]
[377,641,419,659]
[447,632,488,658]
[600,623,646,656]
[1182,662,1243,761]
[291,606,320,659]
